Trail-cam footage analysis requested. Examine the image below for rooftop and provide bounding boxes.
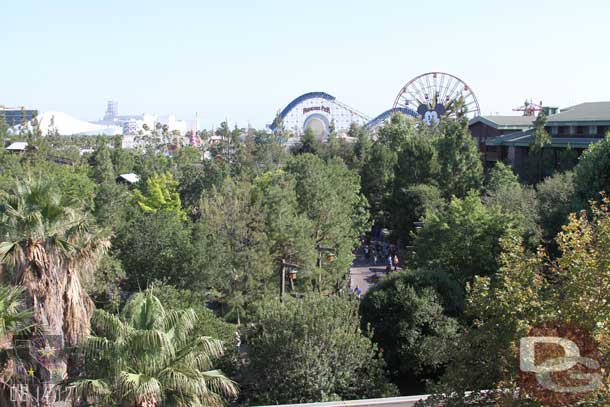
[547,102,610,124]
[117,173,140,184]
[469,115,536,129]
[5,141,28,151]
[486,129,602,148]
[0,106,35,111]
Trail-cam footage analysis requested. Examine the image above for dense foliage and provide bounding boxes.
[243,295,397,404]
[425,201,610,405]
[360,271,461,387]
[0,114,608,406]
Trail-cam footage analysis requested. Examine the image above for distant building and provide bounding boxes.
[1,106,38,127]
[470,102,610,176]
[469,115,537,164]
[122,119,139,135]
[97,101,191,140]
[103,100,118,121]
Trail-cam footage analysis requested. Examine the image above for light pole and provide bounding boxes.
[279,259,300,303]
[316,244,336,292]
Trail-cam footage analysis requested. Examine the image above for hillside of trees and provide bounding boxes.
[0,113,609,406]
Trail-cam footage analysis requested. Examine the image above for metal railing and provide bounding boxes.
[252,395,430,407]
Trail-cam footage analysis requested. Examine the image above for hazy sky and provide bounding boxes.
[2,0,609,128]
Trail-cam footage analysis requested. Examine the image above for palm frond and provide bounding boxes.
[126,329,174,357]
[91,309,128,339]
[0,285,34,337]
[196,369,239,399]
[190,336,226,360]
[118,372,162,404]
[121,290,166,330]
[163,308,197,342]
[69,378,111,403]
[0,241,18,263]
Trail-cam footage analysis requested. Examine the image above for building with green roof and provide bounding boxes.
[468,101,610,177]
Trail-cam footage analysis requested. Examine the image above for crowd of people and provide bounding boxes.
[362,239,400,273]
[349,233,401,301]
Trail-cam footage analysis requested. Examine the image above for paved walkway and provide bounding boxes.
[349,250,392,296]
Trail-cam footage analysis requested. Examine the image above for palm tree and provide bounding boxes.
[0,285,34,404]
[0,179,109,380]
[0,285,33,341]
[72,289,238,407]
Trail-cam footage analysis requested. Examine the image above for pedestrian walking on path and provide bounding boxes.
[235,331,241,352]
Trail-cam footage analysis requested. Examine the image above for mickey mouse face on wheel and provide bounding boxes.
[417,103,446,127]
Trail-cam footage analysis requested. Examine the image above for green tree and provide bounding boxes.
[351,123,372,170]
[93,181,134,232]
[249,130,290,174]
[389,183,444,243]
[178,159,229,212]
[484,162,541,247]
[115,210,194,291]
[323,128,342,161]
[413,192,516,285]
[134,147,171,182]
[243,295,397,405]
[252,169,316,271]
[71,289,237,407]
[484,161,519,193]
[558,144,579,172]
[92,138,115,183]
[85,253,125,312]
[133,171,187,221]
[388,132,441,240]
[376,113,414,152]
[271,111,288,144]
[0,111,8,146]
[286,154,370,292]
[360,270,461,388]
[574,133,610,205]
[360,141,397,223]
[394,132,439,187]
[435,120,483,198]
[196,178,272,321]
[294,127,320,155]
[111,134,134,175]
[536,171,576,244]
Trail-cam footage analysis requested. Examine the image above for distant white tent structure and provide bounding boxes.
[11,111,122,136]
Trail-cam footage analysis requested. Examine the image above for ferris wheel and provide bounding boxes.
[392,72,481,127]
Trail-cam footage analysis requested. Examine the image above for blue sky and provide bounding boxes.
[2,0,610,128]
